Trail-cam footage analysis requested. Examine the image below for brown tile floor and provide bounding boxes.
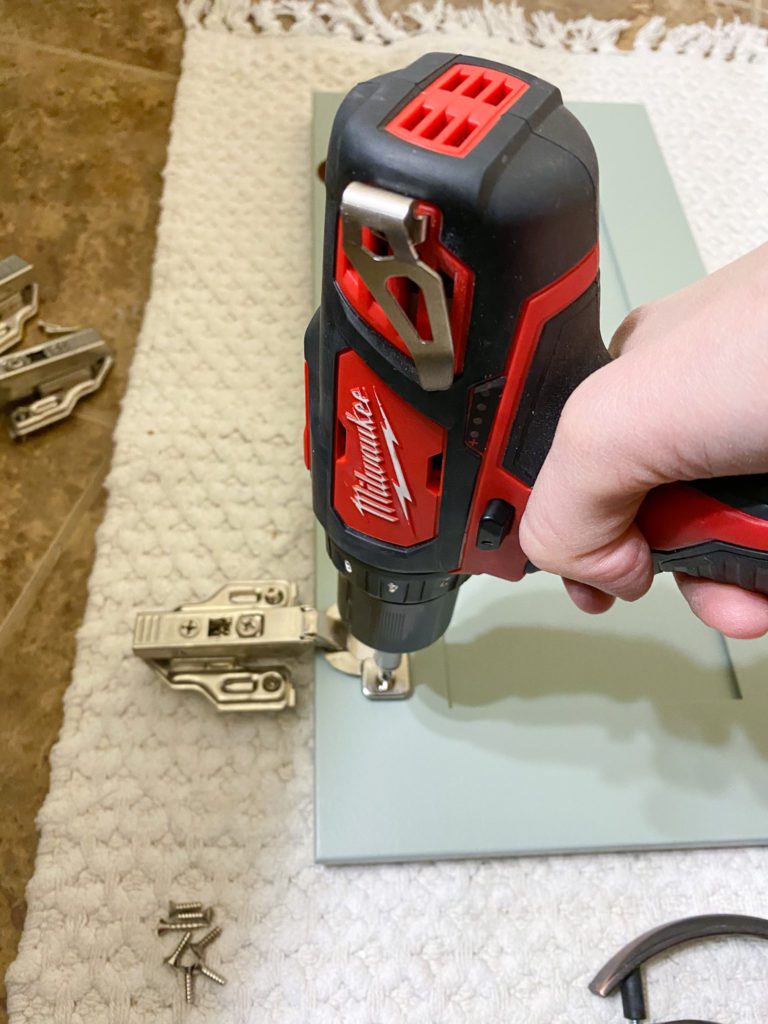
[0,4,183,1017]
[0,0,765,1020]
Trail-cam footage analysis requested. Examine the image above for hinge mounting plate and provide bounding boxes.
[0,256,39,355]
[132,580,412,711]
[0,328,113,437]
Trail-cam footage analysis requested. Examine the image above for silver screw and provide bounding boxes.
[163,931,193,968]
[169,900,204,917]
[182,964,198,1004]
[264,586,284,605]
[262,671,283,693]
[189,925,222,960]
[373,651,401,692]
[198,963,227,986]
[158,919,208,935]
[179,618,200,638]
[169,907,213,924]
[236,614,262,638]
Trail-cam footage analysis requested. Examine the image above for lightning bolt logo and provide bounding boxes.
[373,390,412,523]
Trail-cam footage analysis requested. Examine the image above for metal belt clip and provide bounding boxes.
[340,182,454,392]
[0,256,39,354]
[133,581,412,711]
[0,328,113,438]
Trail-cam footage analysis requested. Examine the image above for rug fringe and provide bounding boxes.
[178,0,767,61]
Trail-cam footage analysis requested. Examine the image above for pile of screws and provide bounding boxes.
[158,901,227,1005]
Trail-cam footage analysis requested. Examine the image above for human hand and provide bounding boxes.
[518,243,768,639]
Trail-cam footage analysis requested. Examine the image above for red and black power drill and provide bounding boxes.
[305,52,768,679]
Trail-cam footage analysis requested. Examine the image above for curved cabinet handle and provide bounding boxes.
[589,913,768,1022]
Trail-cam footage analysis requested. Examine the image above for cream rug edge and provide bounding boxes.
[7,20,768,1024]
[182,0,768,62]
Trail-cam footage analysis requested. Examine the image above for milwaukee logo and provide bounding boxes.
[346,386,412,523]
[333,351,444,547]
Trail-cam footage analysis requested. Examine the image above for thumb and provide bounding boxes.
[518,365,656,605]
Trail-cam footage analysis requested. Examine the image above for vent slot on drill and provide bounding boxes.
[335,202,474,374]
[426,452,444,494]
[385,63,529,157]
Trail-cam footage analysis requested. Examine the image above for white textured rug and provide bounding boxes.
[8,4,768,1022]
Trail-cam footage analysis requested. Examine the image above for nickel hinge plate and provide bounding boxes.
[0,256,39,355]
[132,580,412,711]
[0,328,113,437]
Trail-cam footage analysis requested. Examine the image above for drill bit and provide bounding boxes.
[373,650,401,692]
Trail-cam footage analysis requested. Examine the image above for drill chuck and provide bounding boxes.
[337,573,462,654]
[328,539,466,653]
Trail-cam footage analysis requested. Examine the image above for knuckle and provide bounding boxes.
[519,491,590,578]
[520,508,652,601]
[557,363,656,492]
[553,379,595,453]
[518,508,556,571]
[577,535,652,600]
[553,371,616,469]
[609,303,652,357]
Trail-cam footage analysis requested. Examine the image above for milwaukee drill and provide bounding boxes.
[304,52,768,683]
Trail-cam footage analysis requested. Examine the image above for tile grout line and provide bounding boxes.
[0,35,180,81]
[0,452,111,652]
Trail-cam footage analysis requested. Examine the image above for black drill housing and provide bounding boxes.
[305,53,605,653]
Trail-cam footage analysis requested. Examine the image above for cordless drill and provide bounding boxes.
[304,52,768,681]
